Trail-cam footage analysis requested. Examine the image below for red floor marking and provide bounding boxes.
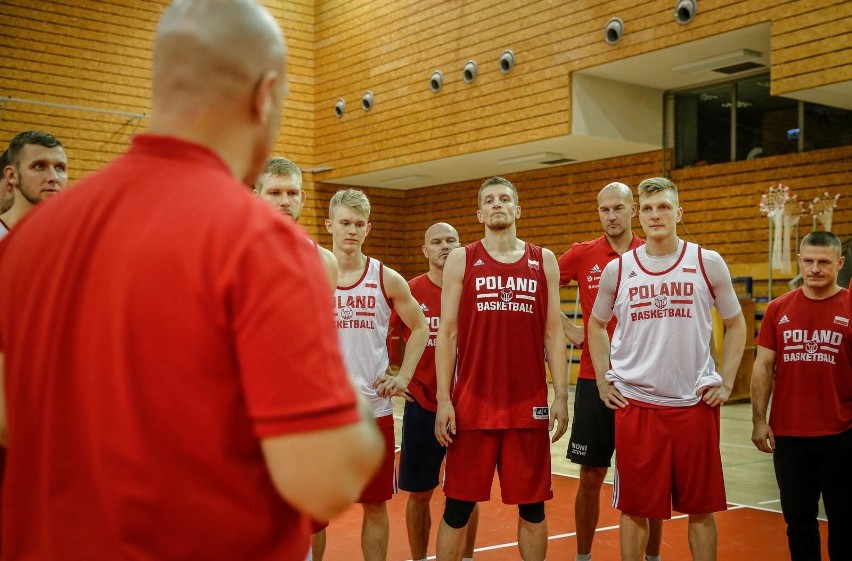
[323,458,828,560]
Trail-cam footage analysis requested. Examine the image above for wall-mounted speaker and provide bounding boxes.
[463,60,477,84]
[604,17,624,45]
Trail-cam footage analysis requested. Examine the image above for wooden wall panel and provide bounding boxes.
[770,0,852,95]
[1,0,316,181]
[368,147,851,288]
[315,0,841,180]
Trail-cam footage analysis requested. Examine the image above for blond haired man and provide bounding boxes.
[327,188,429,561]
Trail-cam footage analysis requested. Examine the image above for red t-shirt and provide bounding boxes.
[390,273,441,412]
[0,135,360,561]
[453,241,549,429]
[755,288,852,436]
[558,234,644,379]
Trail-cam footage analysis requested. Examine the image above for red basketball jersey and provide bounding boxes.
[453,241,549,429]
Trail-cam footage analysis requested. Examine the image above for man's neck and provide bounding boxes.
[426,266,443,288]
[334,247,367,274]
[644,235,679,257]
[605,230,634,255]
[0,198,35,229]
[802,283,841,301]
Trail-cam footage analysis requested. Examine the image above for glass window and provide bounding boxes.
[804,102,852,151]
[736,76,798,160]
[670,73,852,169]
[674,84,732,168]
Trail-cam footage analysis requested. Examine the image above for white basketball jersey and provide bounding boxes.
[334,258,393,417]
[607,242,721,406]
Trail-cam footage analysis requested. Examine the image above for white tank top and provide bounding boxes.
[334,258,393,417]
[607,242,721,406]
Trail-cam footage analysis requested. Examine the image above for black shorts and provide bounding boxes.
[398,398,446,493]
[567,378,615,467]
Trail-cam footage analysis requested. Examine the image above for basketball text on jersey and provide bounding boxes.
[474,275,538,313]
[628,281,695,321]
[335,294,377,329]
[781,328,845,364]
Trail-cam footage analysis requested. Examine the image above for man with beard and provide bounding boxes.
[0,130,68,229]
[435,176,569,561]
[255,156,338,290]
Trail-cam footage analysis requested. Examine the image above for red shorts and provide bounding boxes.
[613,400,727,519]
[443,429,552,504]
[358,414,396,504]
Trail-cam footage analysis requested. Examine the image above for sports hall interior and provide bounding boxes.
[2,1,850,559]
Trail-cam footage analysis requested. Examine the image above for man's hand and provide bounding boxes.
[374,373,413,401]
[697,384,731,407]
[597,380,628,409]
[561,314,584,347]
[435,400,456,447]
[549,395,569,443]
[751,420,776,453]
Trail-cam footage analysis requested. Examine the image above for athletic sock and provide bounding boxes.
[576,554,592,561]
[645,556,661,561]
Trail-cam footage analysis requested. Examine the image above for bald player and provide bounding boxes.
[0,130,68,230]
[0,1,383,560]
[384,223,480,561]
[255,156,338,289]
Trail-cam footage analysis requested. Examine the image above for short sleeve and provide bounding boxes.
[231,219,359,439]
[591,259,619,323]
[558,244,581,286]
[755,300,779,351]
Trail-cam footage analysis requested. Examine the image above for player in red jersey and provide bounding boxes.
[558,182,663,561]
[435,176,569,561]
[0,2,384,560]
[385,223,480,561]
[0,150,14,238]
[327,188,429,561]
[752,231,851,561]
[589,177,746,561]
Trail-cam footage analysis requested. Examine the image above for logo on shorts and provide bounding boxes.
[532,406,549,420]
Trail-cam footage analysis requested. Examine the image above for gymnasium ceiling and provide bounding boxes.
[322,23,851,190]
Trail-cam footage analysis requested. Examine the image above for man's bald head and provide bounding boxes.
[422,222,460,272]
[153,0,285,106]
[597,182,633,205]
[149,0,287,185]
[596,181,635,240]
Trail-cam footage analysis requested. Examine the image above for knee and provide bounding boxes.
[443,498,477,529]
[518,502,545,524]
[579,466,607,489]
[408,490,434,507]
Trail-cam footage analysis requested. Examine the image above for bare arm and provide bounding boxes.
[750,345,776,453]
[434,248,465,446]
[587,263,627,409]
[261,395,383,521]
[561,312,584,347]
[374,267,427,399]
[699,311,746,406]
[317,245,338,294]
[543,250,569,442]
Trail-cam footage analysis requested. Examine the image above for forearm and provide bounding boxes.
[586,321,611,386]
[750,362,774,423]
[434,328,457,403]
[545,330,568,398]
[396,324,428,384]
[720,315,746,391]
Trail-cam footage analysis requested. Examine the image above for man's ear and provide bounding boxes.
[252,70,279,125]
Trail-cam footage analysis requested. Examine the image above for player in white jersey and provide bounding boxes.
[327,188,429,561]
[588,177,746,561]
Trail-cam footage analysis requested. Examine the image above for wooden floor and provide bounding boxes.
[321,388,828,560]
